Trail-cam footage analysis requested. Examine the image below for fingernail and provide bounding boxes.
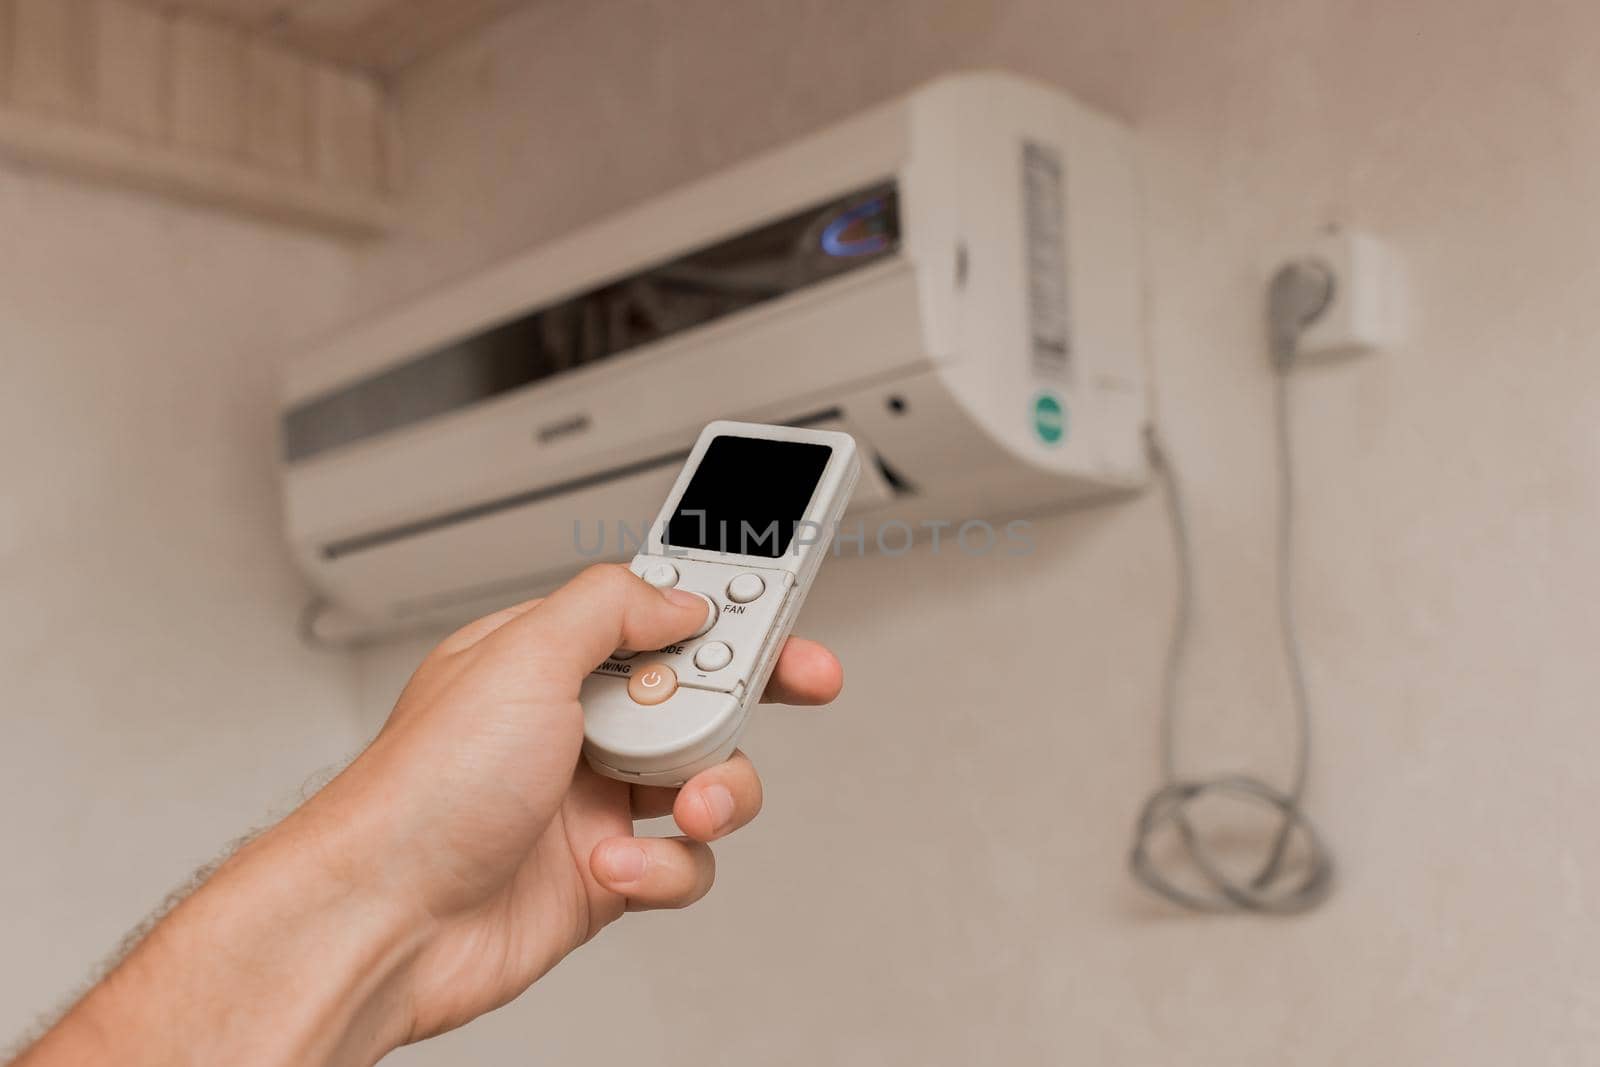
[701,784,736,834]
[662,588,703,610]
[601,844,646,883]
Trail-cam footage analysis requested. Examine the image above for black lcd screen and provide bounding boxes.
[664,436,832,557]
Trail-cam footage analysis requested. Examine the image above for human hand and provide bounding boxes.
[16,563,842,1067]
[295,563,843,1049]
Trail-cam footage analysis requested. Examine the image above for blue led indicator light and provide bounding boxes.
[821,198,891,257]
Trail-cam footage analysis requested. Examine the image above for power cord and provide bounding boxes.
[1129,260,1337,915]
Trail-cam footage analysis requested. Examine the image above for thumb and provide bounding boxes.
[481,563,711,682]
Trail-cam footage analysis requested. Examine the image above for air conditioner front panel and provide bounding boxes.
[282,72,1150,642]
[299,411,903,629]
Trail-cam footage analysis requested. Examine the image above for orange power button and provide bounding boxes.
[627,663,677,705]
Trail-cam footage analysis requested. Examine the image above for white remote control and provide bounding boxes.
[579,420,859,786]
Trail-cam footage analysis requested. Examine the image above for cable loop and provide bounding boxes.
[1130,775,1333,914]
[1131,351,1334,916]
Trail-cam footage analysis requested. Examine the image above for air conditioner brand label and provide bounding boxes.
[1022,140,1071,382]
[1033,391,1066,446]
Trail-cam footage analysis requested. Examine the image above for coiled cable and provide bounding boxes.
[1129,260,1337,915]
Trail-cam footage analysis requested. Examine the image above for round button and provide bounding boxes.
[627,663,677,705]
[610,649,638,661]
[688,592,718,637]
[727,573,766,604]
[642,562,679,588]
[693,641,734,672]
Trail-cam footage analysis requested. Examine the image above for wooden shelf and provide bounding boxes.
[0,0,396,238]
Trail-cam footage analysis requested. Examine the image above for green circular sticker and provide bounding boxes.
[1032,391,1066,445]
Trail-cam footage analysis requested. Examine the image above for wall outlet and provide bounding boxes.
[1287,227,1403,361]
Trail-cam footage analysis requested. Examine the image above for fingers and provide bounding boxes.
[605,753,762,914]
[438,573,845,709]
[629,750,764,841]
[673,751,763,841]
[590,835,716,911]
[761,636,844,706]
[482,564,710,678]
[629,638,837,822]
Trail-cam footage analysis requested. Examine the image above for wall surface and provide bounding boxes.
[352,1,1600,1064]
[10,0,1598,1062]
[0,168,368,1044]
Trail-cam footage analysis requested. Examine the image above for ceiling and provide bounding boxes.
[169,0,534,72]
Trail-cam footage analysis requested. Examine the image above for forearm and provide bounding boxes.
[15,797,426,1067]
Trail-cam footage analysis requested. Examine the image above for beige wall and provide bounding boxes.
[5,0,1598,1063]
[358,1,1600,1064]
[0,172,368,1043]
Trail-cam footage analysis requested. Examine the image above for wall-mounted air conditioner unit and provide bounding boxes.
[280,71,1147,640]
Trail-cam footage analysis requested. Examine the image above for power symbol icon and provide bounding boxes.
[626,662,677,706]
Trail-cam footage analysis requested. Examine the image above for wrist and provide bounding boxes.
[36,783,432,1067]
[234,770,436,1062]
[192,803,428,1065]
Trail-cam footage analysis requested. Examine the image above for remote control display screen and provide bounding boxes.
[665,436,832,557]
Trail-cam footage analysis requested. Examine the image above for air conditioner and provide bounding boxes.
[281,71,1148,642]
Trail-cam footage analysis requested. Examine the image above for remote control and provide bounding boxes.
[579,420,859,786]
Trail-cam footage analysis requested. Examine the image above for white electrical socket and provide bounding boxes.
[1287,227,1402,361]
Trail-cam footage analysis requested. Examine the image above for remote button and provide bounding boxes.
[627,663,677,705]
[688,593,718,637]
[693,641,733,671]
[726,573,765,603]
[642,562,679,588]
[610,649,638,661]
